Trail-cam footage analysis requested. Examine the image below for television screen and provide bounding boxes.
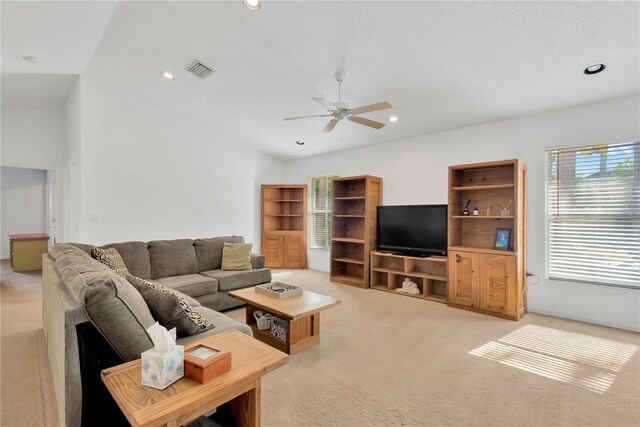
[377,205,448,256]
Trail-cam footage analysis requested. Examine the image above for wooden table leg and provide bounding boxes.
[289,313,321,354]
[228,379,261,427]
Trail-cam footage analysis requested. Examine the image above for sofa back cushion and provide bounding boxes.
[68,243,93,255]
[148,239,198,279]
[50,243,155,361]
[194,236,245,272]
[101,241,151,279]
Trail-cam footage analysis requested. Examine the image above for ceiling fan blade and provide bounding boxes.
[348,116,385,129]
[350,102,393,115]
[284,114,333,121]
[312,98,336,111]
[322,118,340,133]
[332,101,350,110]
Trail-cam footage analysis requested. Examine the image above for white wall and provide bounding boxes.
[0,107,64,170]
[284,94,640,332]
[75,76,283,248]
[1,166,47,259]
[1,106,65,251]
[60,80,83,242]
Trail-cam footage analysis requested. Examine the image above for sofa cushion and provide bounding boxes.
[127,276,213,337]
[50,244,154,361]
[176,306,252,346]
[200,268,272,291]
[92,247,130,277]
[102,241,151,279]
[221,242,253,271]
[194,236,245,272]
[155,274,218,298]
[250,254,266,269]
[51,244,113,302]
[84,272,155,361]
[68,243,93,255]
[148,239,198,279]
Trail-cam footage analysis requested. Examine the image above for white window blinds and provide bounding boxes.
[546,141,640,289]
[310,176,337,249]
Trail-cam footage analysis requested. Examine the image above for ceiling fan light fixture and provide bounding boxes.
[388,116,399,123]
[583,63,606,75]
[162,71,175,80]
[243,0,261,11]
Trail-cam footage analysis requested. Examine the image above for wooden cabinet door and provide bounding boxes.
[479,254,516,316]
[448,251,479,307]
[263,234,284,268]
[284,235,306,268]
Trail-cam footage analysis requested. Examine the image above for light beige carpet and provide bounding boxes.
[1,262,638,426]
[1,260,59,427]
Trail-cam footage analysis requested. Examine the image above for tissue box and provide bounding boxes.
[141,345,184,390]
[184,342,231,384]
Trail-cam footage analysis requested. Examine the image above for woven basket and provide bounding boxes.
[253,311,272,330]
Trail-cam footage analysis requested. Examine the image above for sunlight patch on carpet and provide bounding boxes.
[469,324,638,394]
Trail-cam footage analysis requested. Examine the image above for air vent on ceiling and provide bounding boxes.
[186,60,215,79]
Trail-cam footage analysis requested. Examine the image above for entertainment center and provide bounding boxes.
[367,159,525,320]
[269,159,526,320]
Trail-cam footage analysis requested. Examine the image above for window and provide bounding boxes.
[546,141,640,289]
[310,175,338,249]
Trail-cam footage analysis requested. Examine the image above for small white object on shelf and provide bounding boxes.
[396,278,420,295]
[255,282,302,298]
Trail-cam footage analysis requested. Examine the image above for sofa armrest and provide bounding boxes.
[251,254,265,269]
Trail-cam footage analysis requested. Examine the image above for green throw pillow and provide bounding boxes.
[221,242,252,271]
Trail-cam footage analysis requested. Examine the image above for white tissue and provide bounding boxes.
[146,322,177,353]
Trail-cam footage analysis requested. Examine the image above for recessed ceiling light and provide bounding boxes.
[22,56,39,64]
[243,0,261,11]
[388,116,399,123]
[296,141,305,146]
[162,71,175,80]
[583,63,606,75]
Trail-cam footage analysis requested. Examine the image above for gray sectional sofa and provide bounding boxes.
[42,236,271,427]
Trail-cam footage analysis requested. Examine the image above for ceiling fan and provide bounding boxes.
[284,71,393,133]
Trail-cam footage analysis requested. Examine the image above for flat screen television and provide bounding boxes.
[377,204,448,257]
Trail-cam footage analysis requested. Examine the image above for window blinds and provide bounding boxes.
[310,176,337,249]
[546,141,640,289]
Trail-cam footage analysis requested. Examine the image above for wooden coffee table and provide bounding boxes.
[101,330,288,427]
[229,286,341,354]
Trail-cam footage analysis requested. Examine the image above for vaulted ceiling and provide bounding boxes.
[2,1,638,159]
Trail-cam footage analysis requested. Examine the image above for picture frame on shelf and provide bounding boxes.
[493,228,512,251]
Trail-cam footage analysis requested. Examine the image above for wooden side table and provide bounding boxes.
[8,233,49,272]
[101,330,288,427]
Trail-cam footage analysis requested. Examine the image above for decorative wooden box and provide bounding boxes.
[183,341,231,384]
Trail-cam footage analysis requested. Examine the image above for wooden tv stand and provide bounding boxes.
[369,251,448,303]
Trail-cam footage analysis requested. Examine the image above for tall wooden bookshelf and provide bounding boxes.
[330,175,383,288]
[447,159,526,320]
[261,185,307,269]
